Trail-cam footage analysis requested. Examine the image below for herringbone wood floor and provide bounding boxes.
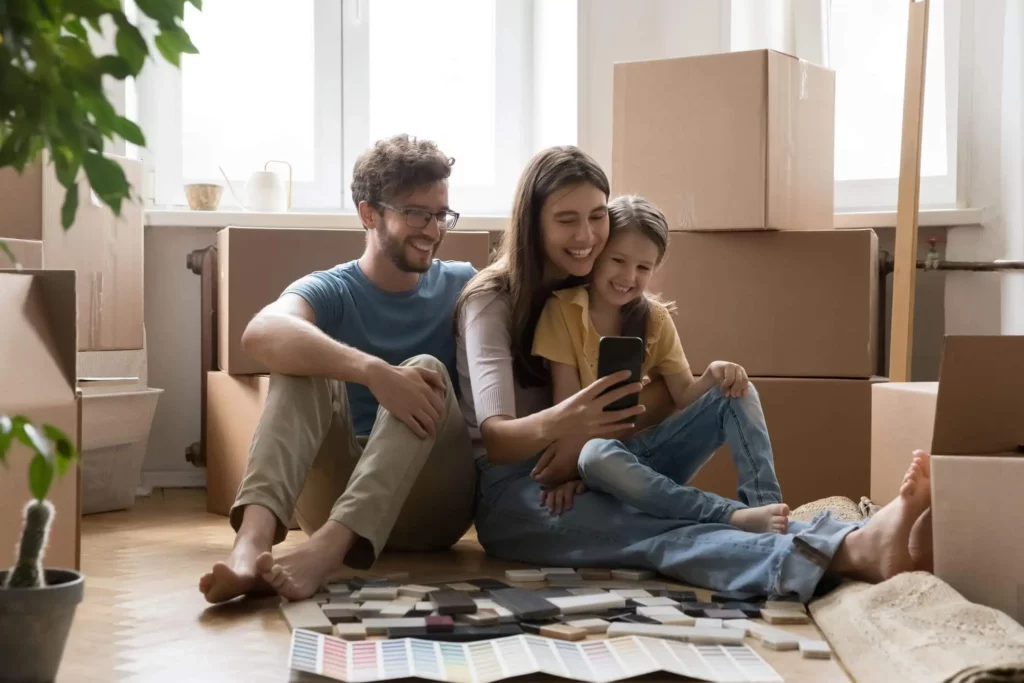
[55,489,851,682]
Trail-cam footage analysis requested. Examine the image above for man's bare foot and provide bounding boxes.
[256,520,355,602]
[831,452,931,583]
[200,504,278,604]
[730,503,790,533]
[199,536,272,604]
[909,508,933,572]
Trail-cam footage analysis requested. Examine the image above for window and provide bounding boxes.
[825,0,962,211]
[134,0,544,213]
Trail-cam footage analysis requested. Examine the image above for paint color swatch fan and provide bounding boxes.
[288,630,783,683]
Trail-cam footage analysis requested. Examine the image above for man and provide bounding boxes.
[199,135,478,603]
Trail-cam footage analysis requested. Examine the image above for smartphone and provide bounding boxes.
[596,336,644,412]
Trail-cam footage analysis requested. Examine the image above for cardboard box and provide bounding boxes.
[612,49,835,231]
[205,372,268,516]
[872,336,1024,621]
[0,164,43,240]
[688,377,882,509]
[80,387,163,514]
[218,227,492,375]
[650,229,879,378]
[1,238,43,268]
[0,269,81,570]
[42,155,144,351]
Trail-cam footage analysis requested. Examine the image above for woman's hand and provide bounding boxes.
[539,480,587,516]
[703,361,749,398]
[550,370,645,441]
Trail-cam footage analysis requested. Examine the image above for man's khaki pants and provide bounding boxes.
[229,354,477,569]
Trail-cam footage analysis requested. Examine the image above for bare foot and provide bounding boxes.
[730,503,790,533]
[909,508,933,572]
[256,520,354,602]
[199,536,272,604]
[832,452,931,583]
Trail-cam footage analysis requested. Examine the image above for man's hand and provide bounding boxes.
[704,361,749,398]
[539,480,587,516]
[366,362,446,439]
[532,436,588,487]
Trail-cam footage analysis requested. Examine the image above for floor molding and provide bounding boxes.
[142,469,207,489]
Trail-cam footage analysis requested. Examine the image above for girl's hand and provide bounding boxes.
[704,361,749,398]
[532,436,588,486]
[539,480,588,516]
[551,370,646,440]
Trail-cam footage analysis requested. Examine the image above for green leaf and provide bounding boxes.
[0,241,19,268]
[42,424,76,476]
[111,115,145,146]
[61,183,80,230]
[64,18,89,40]
[115,21,148,73]
[154,27,198,67]
[188,0,202,9]
[83,151,128,214]
[29,453,54,501]
[20,423,53,462]
[0,416,12,463]
[95,55,133,79]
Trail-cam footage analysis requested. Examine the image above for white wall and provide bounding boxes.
[945,0,1024,336]
[142,226,218,487]
[576,0,729,172]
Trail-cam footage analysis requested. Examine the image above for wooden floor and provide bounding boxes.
[56,489,853,683]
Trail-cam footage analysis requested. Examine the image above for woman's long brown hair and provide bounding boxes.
[454,146,609,388]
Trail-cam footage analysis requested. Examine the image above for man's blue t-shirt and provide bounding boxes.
[283,259,476,435]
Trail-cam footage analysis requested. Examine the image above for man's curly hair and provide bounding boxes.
[351,134,454,209]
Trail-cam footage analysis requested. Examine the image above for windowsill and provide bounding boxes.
[144,207,985,231]
[144,208,510,232]
[832,207,983,229]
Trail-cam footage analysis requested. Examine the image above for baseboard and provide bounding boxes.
[143,469,207,489]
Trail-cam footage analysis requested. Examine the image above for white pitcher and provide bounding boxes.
[219,160,292,212]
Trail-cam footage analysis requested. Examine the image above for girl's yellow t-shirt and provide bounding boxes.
[531,285,689,387]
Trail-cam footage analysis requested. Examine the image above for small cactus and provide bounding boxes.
[3,499,53,589]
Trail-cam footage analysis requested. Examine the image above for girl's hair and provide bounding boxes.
[454,146,609,388]
[606,195,674,346]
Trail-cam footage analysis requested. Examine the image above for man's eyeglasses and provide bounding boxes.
[378,202,460,230]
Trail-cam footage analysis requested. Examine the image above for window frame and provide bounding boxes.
[135,2,344,210]
[823,0,967,212]
[340,0,535,214]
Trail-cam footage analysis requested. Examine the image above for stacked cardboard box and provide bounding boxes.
[0,155,161,515]
[0,269,81,570]
[205,227,493,515]
[615,49,883,507]
[872,336,1024,622]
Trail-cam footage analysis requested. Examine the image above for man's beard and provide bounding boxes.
[378,229,437,273]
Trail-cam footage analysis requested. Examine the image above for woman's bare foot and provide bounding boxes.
[730,503,790,533]
[831,452,932,583]
[199,504,277,604]
[256,520,355,602]
[909,508,934,572]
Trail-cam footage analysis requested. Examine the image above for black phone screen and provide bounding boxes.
[596,336,644,412]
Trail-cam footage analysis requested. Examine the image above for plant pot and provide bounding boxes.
[0,569,85,683]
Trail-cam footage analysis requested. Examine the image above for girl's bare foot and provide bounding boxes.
[831,452,931,583]
[730,503,790,533]
[256,520,355,602]
[199,536,272,604]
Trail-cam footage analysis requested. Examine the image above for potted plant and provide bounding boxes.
[0,419,80,683]
[1,1,199,680]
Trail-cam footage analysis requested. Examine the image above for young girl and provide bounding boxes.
[531,194,790,533]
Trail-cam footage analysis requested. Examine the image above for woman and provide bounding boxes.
[453,145,933,601]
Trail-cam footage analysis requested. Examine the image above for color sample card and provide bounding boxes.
[288,630,783,683]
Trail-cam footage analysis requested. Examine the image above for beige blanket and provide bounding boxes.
[809,566,1024,682]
